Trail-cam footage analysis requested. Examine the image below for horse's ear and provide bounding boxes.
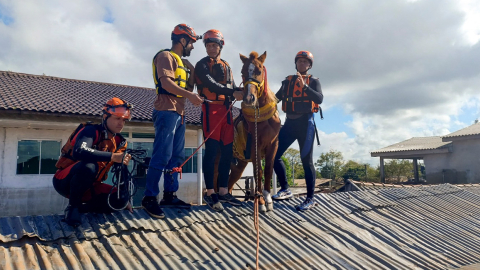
[258,51,267,64]
[240,53,248,63]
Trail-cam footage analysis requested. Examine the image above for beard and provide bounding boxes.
[183,47,192,57]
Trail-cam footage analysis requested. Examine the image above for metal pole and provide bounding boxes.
[292,158,295,184]
[197,129,203,206]
[413,158,419,182]
[380,157,385,183]
[273,172,277,194]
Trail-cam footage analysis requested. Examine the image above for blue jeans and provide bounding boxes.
[145,110,185,196]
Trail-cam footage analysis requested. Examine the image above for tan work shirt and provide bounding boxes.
[153,51,189,116]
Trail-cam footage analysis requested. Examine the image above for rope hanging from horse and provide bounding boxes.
[254,105,260,270]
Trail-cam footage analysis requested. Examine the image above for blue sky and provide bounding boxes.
[316,105,354,138]
[0,3,13,25]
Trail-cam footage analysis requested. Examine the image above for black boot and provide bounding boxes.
[142,196,165,219]
[160,191,191,209]
[64,205,82,227]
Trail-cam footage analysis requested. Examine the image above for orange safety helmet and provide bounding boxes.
[203,29,224,48]
[171,24,201,42]
[295,51,314,67]
[102,97,133,120]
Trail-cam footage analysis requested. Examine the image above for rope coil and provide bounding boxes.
[107,148,147,211]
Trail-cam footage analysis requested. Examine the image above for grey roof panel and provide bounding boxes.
[2,184,480,269]
[0,70,240,125]
[371,136,452,154]
[443,123,480,139]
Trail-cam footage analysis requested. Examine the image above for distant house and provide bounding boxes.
[371,122,480,184]
[0,71,244,217]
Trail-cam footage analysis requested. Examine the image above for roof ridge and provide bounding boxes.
[0,70,154,91]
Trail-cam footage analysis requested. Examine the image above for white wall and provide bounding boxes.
[0,124,256,216]
[0,127,5,186]
[0,126,71,216]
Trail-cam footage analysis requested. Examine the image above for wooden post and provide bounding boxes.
[380,157,385,183]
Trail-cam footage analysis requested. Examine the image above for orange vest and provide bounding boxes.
[195,57,233,105]
[282,75,319,114]
[55,123,127,182]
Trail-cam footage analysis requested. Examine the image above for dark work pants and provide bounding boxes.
[53,161,124,213]
[273,113,316,198]
[203,139,233,190]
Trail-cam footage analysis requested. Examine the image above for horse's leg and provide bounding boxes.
[251,149,266,213]
[227,159,248,193]
[263,138,279,212]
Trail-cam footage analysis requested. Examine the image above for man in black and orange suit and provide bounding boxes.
[53,97,133,226]
[195,29,243,212]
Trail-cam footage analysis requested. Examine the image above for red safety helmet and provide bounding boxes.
[295,51,314,67]
[102,97,133,120]
[171,24,201,42]
[203,29,225,48]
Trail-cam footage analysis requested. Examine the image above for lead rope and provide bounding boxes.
[254,106,260,270]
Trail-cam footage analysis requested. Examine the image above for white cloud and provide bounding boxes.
[1,0,480,167]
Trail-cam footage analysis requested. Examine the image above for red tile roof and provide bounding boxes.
[0,71,240,125]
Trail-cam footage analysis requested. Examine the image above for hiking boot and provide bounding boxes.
[160,192,191,209]
[272,188,293,200]
[204,193,224,212]
[64,205,82,227]
[142,196,165,219]
[296,198,317,211]
[218,193,242,206]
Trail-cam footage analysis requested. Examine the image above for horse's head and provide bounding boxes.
[240,51,267,107]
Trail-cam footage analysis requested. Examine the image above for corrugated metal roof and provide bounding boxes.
[2,184,480,269]
[0,70,239,125]
[371,136,451,154]
[442,123,480,139]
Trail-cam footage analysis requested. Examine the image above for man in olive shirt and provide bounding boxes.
[143,24,204,219]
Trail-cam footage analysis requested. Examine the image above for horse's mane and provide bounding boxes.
[248,51,276,105]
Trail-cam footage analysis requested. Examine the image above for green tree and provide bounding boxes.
[384,159,414,183]
[283,148,301,182]
[366,165,381,182]
[340,160,364,180]
[315,150,344,180]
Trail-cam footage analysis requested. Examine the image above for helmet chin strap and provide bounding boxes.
[181,37,191,57]
[102,115,116,136]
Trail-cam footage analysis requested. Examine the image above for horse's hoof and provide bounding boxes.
[266,202,273,212]
[259,205,267,213]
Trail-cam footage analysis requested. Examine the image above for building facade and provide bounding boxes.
[0,71,248,216]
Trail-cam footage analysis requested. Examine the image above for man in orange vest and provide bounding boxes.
[272,51,323,211]
[53,97,133,227]
[194,29,243,212]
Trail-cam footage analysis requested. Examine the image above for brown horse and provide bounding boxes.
[226,51,281,212]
